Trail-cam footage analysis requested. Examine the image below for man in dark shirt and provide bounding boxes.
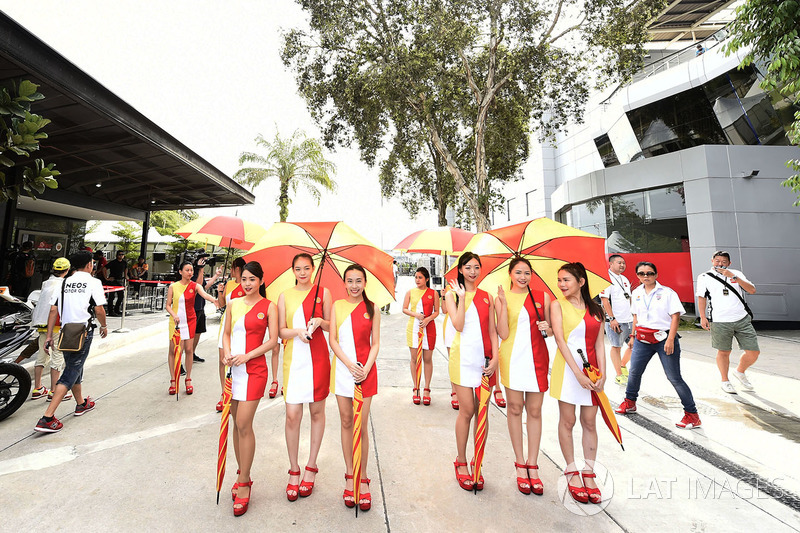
[9,240,36,298]
[105,251,128,316]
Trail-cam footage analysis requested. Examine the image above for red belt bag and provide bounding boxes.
[635,326,667,344]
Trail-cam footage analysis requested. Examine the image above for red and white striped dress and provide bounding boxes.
[331,299,377,398]
[229,297,271,401]
[406,287,436,350]
[218,280,245,348]
[169,281,197,340]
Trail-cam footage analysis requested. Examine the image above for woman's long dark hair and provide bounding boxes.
[292,253,315,286]
[508,256,532,288]
[343,264,374,319]
[231,257,246,274]
[415,267,431,288]
[454,252,481,305]
[243,261,267,298]
[558,262,604,321]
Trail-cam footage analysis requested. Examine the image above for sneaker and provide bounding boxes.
[180,365,186,376]
[732,370,754,391]
[31,386,50,400]
[47,390,72,402]
[193,355,205,363]
[34,416,63,433]
[720,381,737,394]
[676,411,702,429]
[74,397,96,416]
[615,398,637,414]
[615,374,628,385]
[621,366,629,377]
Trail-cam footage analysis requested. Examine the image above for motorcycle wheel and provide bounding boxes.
[0,362,31,422]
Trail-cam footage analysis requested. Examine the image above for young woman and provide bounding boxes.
[278,253,332,501]
[329,264,381,511]
[441,285,459,410]
[165,261,218,395]
[495,257,552,495]
[221,261,278,516]
[402,267,439,405]
[216,257,247,412]
[445,252,499,491]
[549,262,606,505]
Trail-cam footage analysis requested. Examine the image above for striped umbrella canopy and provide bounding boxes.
[578,349,624,450]
[175,215,267,251]
[171,326,182,401]
[216,368,233,503]
[445,218,611,298]
[245,221,395,307]
[394,226,475,255]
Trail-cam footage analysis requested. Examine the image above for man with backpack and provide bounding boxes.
[696,251,759,394]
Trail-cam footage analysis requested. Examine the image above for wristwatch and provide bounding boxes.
[731,276,738,281]
[606,316,615,322]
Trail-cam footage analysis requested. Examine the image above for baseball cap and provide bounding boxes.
[53,257,71,271]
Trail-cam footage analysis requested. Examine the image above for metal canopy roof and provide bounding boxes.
[0,12,255,214]
[647,0,737,43]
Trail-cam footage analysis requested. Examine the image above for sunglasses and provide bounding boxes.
[637,271,656,276]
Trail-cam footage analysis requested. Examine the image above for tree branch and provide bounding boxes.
[540,0,566,45]
[548,14,588,44]
[460,51,482,104]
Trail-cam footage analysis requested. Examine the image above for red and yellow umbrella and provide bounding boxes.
[175,215,267,251]
[216,368,233,503]
[473,357,491,494]
[445,218,610,298]
[245,221,395,307]
[394,226,475,255]
[578,349,624,450]
[414,326,423,396]
[171,326,182,401]
[352,373,364,517]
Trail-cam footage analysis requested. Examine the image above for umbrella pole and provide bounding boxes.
[309,251,327,319]
[526,287,547,339]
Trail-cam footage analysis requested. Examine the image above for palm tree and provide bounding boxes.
[233,130,337,221]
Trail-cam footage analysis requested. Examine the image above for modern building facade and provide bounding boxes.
[500,17,800,320]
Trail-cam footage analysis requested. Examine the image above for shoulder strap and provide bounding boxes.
[704,273,753,318]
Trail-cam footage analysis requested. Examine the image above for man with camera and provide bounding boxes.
[696,251,759,394]
[190,252,221,363]
[34,251,108,433]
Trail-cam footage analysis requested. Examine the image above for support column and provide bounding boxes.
[140,211,150,260]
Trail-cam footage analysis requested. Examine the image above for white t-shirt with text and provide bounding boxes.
[599,270,633,323]
[49,271,107,326]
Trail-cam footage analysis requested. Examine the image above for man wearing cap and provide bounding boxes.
[29,257,73,401]
[600,254,633,384]
[696,251,759,394]
[34,251,108,434]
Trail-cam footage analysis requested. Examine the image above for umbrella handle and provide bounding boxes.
[354,362,364,385]
[526,287,547,339]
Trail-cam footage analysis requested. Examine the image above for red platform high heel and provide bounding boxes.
[450,392,459,410]
[184,378,193,395]
[268,380,279,398]
[453,459,473,491]
[582,471,602,504]
[422,388,431,406]
[360,477,372,511]
[564,471,588,504]
[343,473,355,508]
[412,388,421,405]
[299,465,318,497]
[527,464,544,495]
[168,380,176,395]
[514,462,531,494]
[233,480,253,517]
[286,468,301,502]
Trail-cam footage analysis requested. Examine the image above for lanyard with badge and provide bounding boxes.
[611,273,630,299]
[642,288,658,320]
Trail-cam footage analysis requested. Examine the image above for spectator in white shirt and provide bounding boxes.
[600,255,633,384]
[696,251,759,394]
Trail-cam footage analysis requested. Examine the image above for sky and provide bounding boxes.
[1,0,440,249]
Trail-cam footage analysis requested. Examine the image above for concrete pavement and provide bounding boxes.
[1,280,799,532]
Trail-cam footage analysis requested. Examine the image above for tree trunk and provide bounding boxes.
[279,179,290,222]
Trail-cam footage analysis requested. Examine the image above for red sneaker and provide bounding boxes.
[676,411,702,429]
[615,398,637,414]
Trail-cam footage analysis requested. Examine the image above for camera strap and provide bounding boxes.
[704,273,753,319]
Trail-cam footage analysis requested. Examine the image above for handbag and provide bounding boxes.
[55,275,88,352]
[635,326,667,344]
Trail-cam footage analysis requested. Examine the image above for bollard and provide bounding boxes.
[113,280,131,333]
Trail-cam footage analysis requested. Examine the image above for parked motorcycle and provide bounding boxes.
[0,287,35,422]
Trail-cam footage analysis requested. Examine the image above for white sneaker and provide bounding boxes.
[733,370,754,391]
[720,381,737,394]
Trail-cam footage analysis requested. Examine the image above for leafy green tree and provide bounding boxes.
[0,80,60,201]
[724,0,800,204]
[149,210,198,236]
[282,0,663,231]
[233,130,336,222]
[111,222,140,256]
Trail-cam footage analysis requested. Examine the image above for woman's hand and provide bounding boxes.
[575,372,595,390]
[496,285,506,306]
[416,312,425,322]
[295,328,310,343]
[351,362,367,382]
[536,320,549,332]
[172,315,180,326]
[665,338,675,355]
[484,357,499,377]
[306,317,322,337]
[229,353,249,366]
[448,279,466,300]
[420,316,432,327]
[593,373,606,392]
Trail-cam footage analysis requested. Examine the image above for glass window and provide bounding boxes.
[626,87,727,158]
[594,134,620,167]
[646,186,686,220]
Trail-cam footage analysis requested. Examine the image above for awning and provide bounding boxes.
[0,11,255,214]
[646,0,737,43]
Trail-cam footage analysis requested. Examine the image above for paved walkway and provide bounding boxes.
[1,277,799,532]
